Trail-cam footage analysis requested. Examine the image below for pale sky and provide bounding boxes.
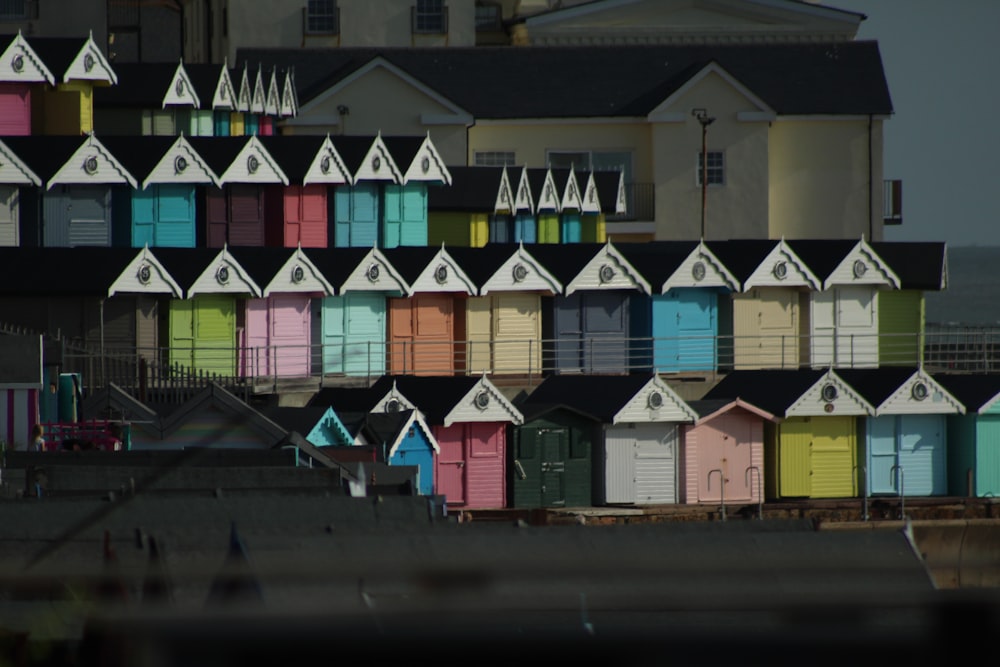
[855,0,1000,247]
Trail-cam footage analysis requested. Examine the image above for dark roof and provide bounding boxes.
[185,136,252,177]
[427,166,505,212]
[257,134,327,183]
[148,246,232,291]
[370,375,482,424]
[301,246,382,288]
[869,241,947,290]
[518,242,607,283]
[380,135,425,172]
[225,246,298,288]
[703,239,780,283]
[931,373,1000,413]
[328,135,378,176]
[380,245,447,284]
[444,245,520,289]
[0,135,86,181]
[614,241,700,286]
[97,135,178,183]
[359,409,418,446]
[785,239,862,281]
[701,369,828,416]
[525,168,552,209]
[235,42,892,119]
[186,62,230,108]
[836,367,920,407]
[23,35,90,79]
[0,247,139,295]
[513,398,602,424]
[520,373,658,421]
[591,170,624,214]
[261,406,331,436]
[310,384,387,414]
[92,62,179,107]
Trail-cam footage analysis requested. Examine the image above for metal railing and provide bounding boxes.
[46,326,1000,398]
[606,182,655,222]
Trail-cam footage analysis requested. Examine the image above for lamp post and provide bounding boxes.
[692,108,716,239]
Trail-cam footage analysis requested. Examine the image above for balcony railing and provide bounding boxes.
[884,179,903,225]
[606,182,655,222]
[51,326,1000,399]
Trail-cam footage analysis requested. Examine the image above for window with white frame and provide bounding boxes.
[697,151,725,186]
[414,0,447,33]
[475,3,502,31]
[474,151,516,167]
[305,0,339,34]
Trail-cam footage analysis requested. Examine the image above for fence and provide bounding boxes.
[46,326,1000,398]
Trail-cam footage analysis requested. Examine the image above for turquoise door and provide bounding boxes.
[652,288,718,372]
[320,293,386,376]
[335,183,380,247]
[384,183,427,248]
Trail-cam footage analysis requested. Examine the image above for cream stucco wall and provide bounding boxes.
[769,118,884,241]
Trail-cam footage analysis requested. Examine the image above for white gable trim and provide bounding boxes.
[401,133,452,185]
[48,134,137,189]
[611,376,697,424]
[580,172,601,214]
[213,63,237,110]
[0,138,41,185]
[265,67,280,116]
[373,384,418,416]
[297,56,471,119]
[743,239,821,290]
[187,246,262,297]
[386,410,440,457]
[352,133,402,183]
[480,243,563,295]
[62,33,117,84]
[218,135,289,185]
[143,135,220,188]
[108,246,184,298]
[0,32,54,84]
[565,241,651,295]
[409,247,476,294]
[534,169,562,212]
[647,62,774,122]
[513,167,534,213]
[250,64,266,114]
[280,69,298,117]
[262,247,336,297]
[339,247,410,295]
[663,241,739,292]
[871,370,964,417]
[822,239,901,290]
[443,377,524,426]
[786,370,873,417]
[303,134,352,185]
[559,167,584,211]
[236,65,251,112]
[162,61,200,108]
[494,167,515,213]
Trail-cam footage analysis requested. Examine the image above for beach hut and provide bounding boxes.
[93,61,200,136]
[426,165,513,247]
[375,375,523,509]
[102,134,219,248]
[261,404,354,448]
[187,135,288,247]
[183,62,239,136]
[933,373,1000,498]
[527,241,649,374]
[328,134,401,248]
[510,166,537,243]
[709,239,820,370]
[229,246,333,380]
[0,32,54,135]
[582,170,626,243]
[357,408,439,496]
[680,398,778,506]
[525,374,696,506]
[870,241,948,366]
[382,245,475,376]
[228,63,252,136]
[304,246,408,378]
[526,167,561,243]
[551,167,583,243]
[617,240,738,373]
[510,399,601,509]
[702,369,874,500]
[0,137,42,246]
[380,134,451,248]
[788,239,900,369]
[839,367,962,498]
[258,135,350,248]
[447,244,561,376]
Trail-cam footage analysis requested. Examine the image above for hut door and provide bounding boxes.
[604,426,637,504]
[653,288,716,372]
[228,184,264,247]
[582,291,628,373]
[205,188,228,247]
[389,297,416,374]
[270,294,311,378]
[868,417,898,495]
[0,85,30,134]
[835,286,876,367]
[634,424,677,504]
[540,428,567,507]
[413,294,453,375]
[384,183,427,248]
[809,416,856,498]
[435,424,466,505]
[896,414,946,496]
[334,183,379,247]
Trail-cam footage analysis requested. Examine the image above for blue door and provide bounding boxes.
[132,185,196,248]
[652,288,718,372]
[560,212,581,243]
[390,434,435,495]
[868,414,947,496]
[319,293,386,377]
[514,213,536,243]
[334,183,379,247]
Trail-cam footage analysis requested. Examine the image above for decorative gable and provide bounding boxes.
[144,135,219,188]
[824,239,900,290]
[265,67,280,116]
[535,169,561,212]
[580,172,601,214]
[443,377,524,426]
[303,135,351,185]
[409,247,476,294]
[0,138,41,185]
[386,411,439,456]
[187,246,262,297]
[372,385,417,416]
[48,134,137,188]
[480,244,562,295]
[495,167,515,213]
[0,33,54,84]
[250,64,266,114]
[280,68,298,117]
[613,376,696,424]
[218,135,288,185]
[565,241,650,295]
[663,241,739,291]
[873,370,963,417]
[262,247,335,297]
[214,63,237,110]
[513,167,534,213]
[559,168,584,211]
[236,64,251,112]
[352,133,402,183]
[162,61,200,108]
[63,33,117,84]
[108,246,183,298]
[787,370,872,417]
[743,239,820,290]
[400,134,451,185]
[339,247,409,295]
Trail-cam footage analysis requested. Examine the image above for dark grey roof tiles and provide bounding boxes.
[869,241,947,290]
[520,373,659,422]
[518,242,606,283]
[97,135,178,183]
[701,369,828,417]
[0,247,140,294]
[92,62,180,107]
[256,134,327,183]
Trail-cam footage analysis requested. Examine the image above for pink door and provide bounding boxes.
[284,185,328,248]
[696,413,756,503]
[435,425,466,505]
[465,423,506,509]
[270,294,311,377]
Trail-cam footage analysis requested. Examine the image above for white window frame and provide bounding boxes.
[696,150,725,186]
[474,150,516,167]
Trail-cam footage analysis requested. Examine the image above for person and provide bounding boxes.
[28,424,45,452]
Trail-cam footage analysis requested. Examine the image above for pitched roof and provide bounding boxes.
[869,241,947,290]
[235,41,892,118]
[931,373,1000,414]
[701,369,829,416]
[522,373,672,422]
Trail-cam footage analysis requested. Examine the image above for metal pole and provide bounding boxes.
[701,120,708,239]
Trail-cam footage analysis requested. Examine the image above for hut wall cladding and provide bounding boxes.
[0,84,32,135]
